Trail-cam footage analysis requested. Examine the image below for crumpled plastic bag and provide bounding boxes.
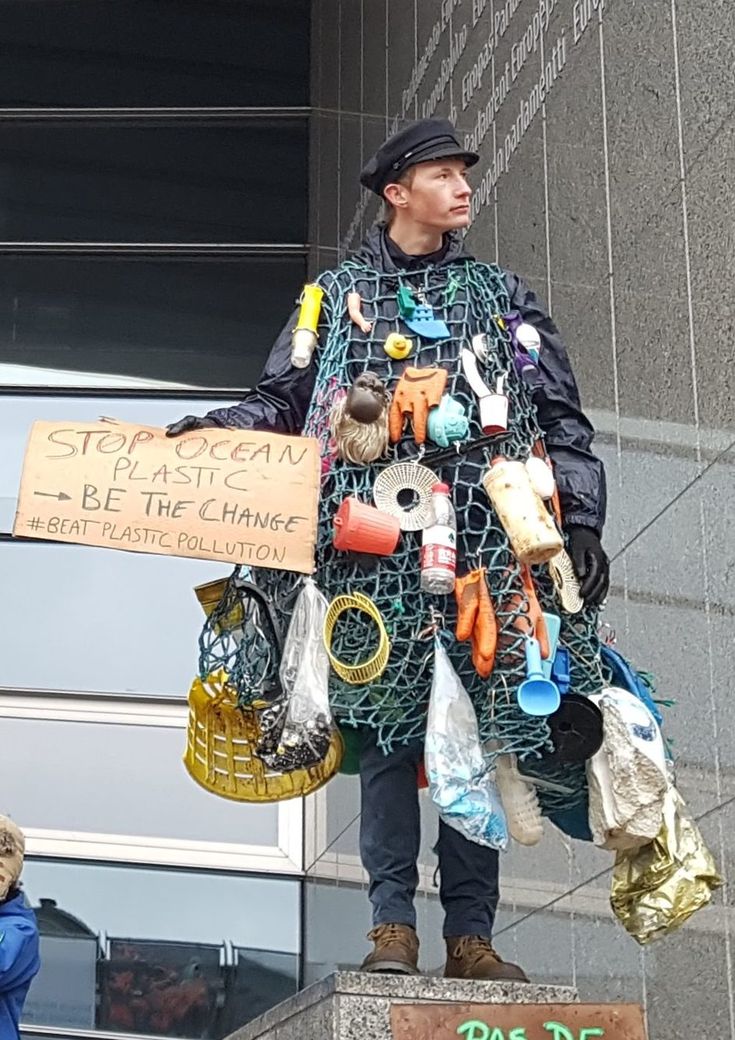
[425,638,508,850]
[611,784,722,944]
[587,686,668,850]
[256,578,335,771]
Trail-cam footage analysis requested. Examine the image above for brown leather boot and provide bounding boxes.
[360,923,420,975]
[444,935,529,982]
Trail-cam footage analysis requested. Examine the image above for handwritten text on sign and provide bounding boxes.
[13,421,320,574]
[390,1004,647,1040]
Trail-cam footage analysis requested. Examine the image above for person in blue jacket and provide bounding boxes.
[168,119,609,982]
[0,816,40,1039]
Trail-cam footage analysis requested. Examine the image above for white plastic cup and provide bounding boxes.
[479,393,509,435]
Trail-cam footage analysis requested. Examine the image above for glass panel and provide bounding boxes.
[21,860,299,1038]
[0,0,309,107]
[0,397,253,698]
[0,541,232,695]
[2,716,280,846]
[0,256,305,388]
[0,119,308,243]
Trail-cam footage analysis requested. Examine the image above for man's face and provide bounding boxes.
[390,158,472,231]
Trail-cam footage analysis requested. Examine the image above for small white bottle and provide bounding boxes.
[495,754,544,846]
[420,483,457,595]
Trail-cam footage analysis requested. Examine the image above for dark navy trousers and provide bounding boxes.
[359,731,500,938]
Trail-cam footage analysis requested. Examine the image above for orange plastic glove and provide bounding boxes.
[389,366,448,444]
[454,568,497,679]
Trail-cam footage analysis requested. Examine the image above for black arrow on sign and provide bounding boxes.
[34,491,71,501]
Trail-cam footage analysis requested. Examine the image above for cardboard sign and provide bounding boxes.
[390,1004,648,1040]
[13,421,320,574]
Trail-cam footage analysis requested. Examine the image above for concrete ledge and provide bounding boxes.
[226,971,579,1040]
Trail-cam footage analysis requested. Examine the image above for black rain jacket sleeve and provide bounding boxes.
[202,304,317,434]
[504,270,607,535]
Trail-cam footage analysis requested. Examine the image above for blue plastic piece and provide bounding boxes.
[551,648,571,694]
[600,644,663,726]
[403,304,450,340]
[426,394,469,447]
[540,613,561,680]
[517,637,561,716]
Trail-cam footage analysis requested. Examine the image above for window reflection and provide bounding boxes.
[21,860,299,1039]
[0,0,309,108]
[1,716,281,845]
[1,120,308,244]
[0,256,306,389]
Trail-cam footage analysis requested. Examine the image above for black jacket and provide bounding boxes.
[205,225,606,533]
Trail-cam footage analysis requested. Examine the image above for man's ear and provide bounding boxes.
[383,182,408,209]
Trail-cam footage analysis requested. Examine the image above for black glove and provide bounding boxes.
[565,524,610,608]
[165,415,214,437]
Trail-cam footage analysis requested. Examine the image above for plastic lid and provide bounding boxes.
[432,482,450,494]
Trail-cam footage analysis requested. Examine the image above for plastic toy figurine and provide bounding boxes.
[329,373,390,464]
[167,119,610,982]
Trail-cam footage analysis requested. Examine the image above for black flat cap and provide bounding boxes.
[360,118,479,196]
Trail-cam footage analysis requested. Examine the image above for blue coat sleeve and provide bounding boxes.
[0,918,39,990]
[203,304,318,434]
[504,270,607,534]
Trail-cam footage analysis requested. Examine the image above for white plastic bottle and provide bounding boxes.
[420,483,457,595]
[494,754,544,846]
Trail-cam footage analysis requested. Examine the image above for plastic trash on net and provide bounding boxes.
[256,578,335,771]
[425,637,508,850]
[611,784,722,944]
[495,753,543,846]
[587,686,669,850]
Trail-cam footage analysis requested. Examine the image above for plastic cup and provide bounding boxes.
[479,393,509,435]
[332,497,401,555]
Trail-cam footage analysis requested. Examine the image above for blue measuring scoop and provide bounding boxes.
[517,637,561,716]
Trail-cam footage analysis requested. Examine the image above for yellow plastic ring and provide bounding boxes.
[323,592,391,684]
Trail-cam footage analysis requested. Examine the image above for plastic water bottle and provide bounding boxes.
[494,754,543,846]
[420,483,457,594]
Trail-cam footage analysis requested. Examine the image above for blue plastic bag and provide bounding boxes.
[600,644,663,727]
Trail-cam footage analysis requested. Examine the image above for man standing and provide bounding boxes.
[0,816,40,1038]
[168,119,608,981]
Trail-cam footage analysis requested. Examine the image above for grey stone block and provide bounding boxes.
[226,971,579,1040]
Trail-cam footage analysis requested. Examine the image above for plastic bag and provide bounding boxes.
[256,579,335,771]
[425,638,508,850]
[611,785,722,944]
[587,686,668,850]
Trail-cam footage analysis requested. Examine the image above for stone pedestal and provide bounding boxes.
[225,971,579,1040]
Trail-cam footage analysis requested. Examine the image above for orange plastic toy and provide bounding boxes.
[389,366,448,444]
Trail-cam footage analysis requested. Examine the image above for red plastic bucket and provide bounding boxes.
[333,497,401,555]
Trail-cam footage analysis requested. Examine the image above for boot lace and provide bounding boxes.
[369,923,414,944]
[451,935,501,967]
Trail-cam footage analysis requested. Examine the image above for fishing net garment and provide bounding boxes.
[199,255,604,812]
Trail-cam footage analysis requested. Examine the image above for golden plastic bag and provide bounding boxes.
[611,785,722,944]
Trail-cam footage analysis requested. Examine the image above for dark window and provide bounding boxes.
[0,256,306,387]
[0,118,308,244]
[0,0,310,107]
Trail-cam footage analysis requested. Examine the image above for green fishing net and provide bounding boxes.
[198,255,605,814]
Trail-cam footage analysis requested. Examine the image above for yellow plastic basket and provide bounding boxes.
[183,671,343,803]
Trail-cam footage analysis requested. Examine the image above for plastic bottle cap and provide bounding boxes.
[432,482,450,494]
